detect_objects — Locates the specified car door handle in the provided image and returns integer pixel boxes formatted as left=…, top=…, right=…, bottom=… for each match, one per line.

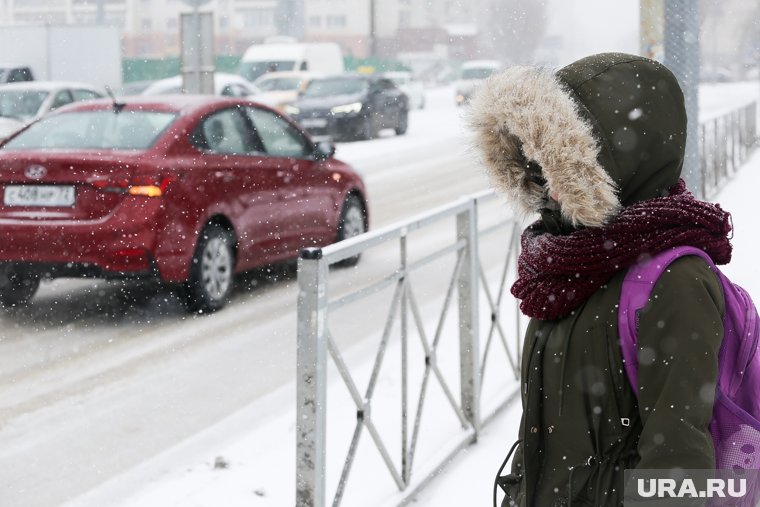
left=276, top=170, right=293, bottom=184
left=214, top=171, right=234, bottom=183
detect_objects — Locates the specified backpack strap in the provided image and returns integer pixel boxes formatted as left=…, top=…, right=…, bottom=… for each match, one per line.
left=618, top=246, right=718, bottom=394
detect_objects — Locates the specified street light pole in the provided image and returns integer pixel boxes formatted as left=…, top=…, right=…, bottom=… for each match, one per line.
left=369, top=0, right=376, bottom=58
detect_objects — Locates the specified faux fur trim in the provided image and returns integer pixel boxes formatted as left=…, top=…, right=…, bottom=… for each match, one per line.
left=467, top=66, right=620, bottom=227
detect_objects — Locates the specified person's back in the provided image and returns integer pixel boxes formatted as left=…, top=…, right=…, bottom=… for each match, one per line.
left=469, top=53, right=733, bottom=506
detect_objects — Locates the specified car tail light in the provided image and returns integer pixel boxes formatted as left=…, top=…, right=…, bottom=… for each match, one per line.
left=91, top=174, right=174, bottom=197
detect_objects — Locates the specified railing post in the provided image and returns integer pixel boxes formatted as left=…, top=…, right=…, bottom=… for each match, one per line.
left=457, top=199, right=481, bottom=433
left=296, top=247, right=328, bottom=507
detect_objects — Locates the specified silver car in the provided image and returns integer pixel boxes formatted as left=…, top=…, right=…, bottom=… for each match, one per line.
left=0, top=81, right=103, bottom=140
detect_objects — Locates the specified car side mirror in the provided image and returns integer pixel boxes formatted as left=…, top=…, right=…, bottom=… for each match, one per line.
left=314, top=140, right=335, bottom=161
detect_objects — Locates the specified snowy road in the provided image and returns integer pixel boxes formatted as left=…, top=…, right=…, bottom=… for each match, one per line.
left=0, top=82, right=757, bottom=507
left=0, top=87, right=491, bottom=507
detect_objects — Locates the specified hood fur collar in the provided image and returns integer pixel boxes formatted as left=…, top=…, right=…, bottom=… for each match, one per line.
left=467, top=66, right=620, bottom=227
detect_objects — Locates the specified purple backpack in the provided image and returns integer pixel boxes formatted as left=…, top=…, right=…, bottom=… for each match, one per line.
left=619, top=246, right=760, bottom=476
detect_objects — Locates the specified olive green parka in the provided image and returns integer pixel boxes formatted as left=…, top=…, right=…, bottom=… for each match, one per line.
left=469, top=54, right=724, bottom=506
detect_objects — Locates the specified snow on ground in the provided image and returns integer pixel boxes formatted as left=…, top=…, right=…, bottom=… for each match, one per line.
left=65, top=82, right=760, bottom=507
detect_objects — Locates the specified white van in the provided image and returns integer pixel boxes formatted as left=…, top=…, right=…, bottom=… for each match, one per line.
left=455, top=60, right=501, bottom=106
left=238, top=41, right=344, bottom=83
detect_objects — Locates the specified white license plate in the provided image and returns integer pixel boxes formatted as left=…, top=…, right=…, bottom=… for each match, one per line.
left=301, top=118, right=328, bottom=128
left=4, top=185, right=76, bottom=207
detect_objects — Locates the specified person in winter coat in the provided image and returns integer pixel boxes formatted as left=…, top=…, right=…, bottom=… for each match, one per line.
left=468, top=53, right=733, bottom=506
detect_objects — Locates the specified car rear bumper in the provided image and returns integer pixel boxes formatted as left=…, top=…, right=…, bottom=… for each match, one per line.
left=295, top=113, right=365, bottom=140
left=0, top=199, right=166, bottom=279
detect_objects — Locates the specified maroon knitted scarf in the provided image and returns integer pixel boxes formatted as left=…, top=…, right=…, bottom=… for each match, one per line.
left=512, top=180, right=733, bottom=321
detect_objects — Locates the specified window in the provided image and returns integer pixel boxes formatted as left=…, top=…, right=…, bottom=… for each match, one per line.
left=221, top=83, right=252, bottom=97
left=0, top=90, right=47, bottom=120
left=8, top=67, right=33, bottom=83
left=246, top=107, right=310, bottom=159
left=309, top=16, right=321, bottom=28
left=141, top=18, right=152, bottom=31
left=240, top=8, right=275, bottom=29
left=167, top=18, right=178, bottom=32
left=193, top=108, right=253, bottom=155
left=72, top=89, right=101, bottom=101
left=50, top=91, right=74, bottom=110
left=2, top=110, right=176, bottom=151
left=326, top=15, right=346, bottom=28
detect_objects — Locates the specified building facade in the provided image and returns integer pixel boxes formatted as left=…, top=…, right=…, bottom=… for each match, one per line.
left=0, top=0, right=480, bottom=59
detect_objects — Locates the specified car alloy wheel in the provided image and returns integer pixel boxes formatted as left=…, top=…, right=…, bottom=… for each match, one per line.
left=335, top=194, right=366, bottom=267
left=201, top=237, right=232, bottom=300
left=186, top=224, right=235, bottom=313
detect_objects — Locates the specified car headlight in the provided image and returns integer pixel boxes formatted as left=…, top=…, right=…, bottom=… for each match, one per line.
left=284, top=104, right=300, bottom=115
left=330, top=102, right=362, bottom=114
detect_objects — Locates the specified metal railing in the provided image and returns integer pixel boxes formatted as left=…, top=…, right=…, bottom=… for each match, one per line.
left=700, top=101, right=757, bottom=198
left=295, top=191, right=523, bottom=507
left=295, top=100, right=759, bottom=507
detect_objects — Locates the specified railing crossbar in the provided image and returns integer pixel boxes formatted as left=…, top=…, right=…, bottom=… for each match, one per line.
left=406, top=279, right=471, bottom=424
left=478, top=264, right=518, bottom=375
left=364, top=281, right=404, bottom=400
left=327, top=332, right=366, bottom=411
left=405, top=239, right=466, bottom=274
left=328, top=270, right=403, bottom=313
left=321, top=199, right=474, bottom=265
left=332, top=419, right=364, bottom=507
left=326, top=330, right=406, bottom=492
left=364, top=411, right=406, bottom=490
left=327, top=240, right=466, bottom=313
left=405, top=277, right=471, bottom=476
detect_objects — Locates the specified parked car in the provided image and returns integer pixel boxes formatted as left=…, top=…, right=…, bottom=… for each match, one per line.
left=0, top=95, right=369, bottom=312
left=455, top=60, right=501, bottom=106
left=284, top=74, right=408, bottom=141
left=118, top=80, right=155, bottom=96
left=141, top=73, right=256, bottom=97
left=0, top=64, right=34, bottom=84
left=249, top=71, right=320, bottom=112
left=0, top=81, right=104, bottom=140
left=238, top=39, right=344, bottom=83
left=383, top=71, right=425, bottom=109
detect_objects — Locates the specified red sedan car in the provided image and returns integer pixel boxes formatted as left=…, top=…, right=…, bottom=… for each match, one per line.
left=0, top=95, right=368, bottom=312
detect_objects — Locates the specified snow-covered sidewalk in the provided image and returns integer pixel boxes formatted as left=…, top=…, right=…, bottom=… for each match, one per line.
left=65, top=86, right=760, bottom=507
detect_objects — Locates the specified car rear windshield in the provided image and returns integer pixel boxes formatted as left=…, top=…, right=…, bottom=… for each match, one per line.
left=302, top=78, right=368, bottom=98
left=0, top=90, right=48, bottom=121
left=462, top=68, right=497, bottom=80
left=239, top=61, right=296, bottom=82
left=254, top=77, right=303, bottom=92
left=2, top=110, right=177, bottom=151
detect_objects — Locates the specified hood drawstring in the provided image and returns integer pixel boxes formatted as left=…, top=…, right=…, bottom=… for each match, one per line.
left=493, top=439, right=523, bottom=507
left=558, top=301, right=587, bottom=417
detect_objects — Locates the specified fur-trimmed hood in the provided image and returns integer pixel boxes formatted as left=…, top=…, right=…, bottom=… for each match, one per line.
left=468, top=53, right=687, bottom=228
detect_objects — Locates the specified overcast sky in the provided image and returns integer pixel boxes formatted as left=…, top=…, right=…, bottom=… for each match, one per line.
left=546, top=0, right=640, bottom=66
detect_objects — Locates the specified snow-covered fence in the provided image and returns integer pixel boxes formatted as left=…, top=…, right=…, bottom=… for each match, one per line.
left=295, top=191, right=522, bottom=507
left=700, top=101, right=757, bottom=198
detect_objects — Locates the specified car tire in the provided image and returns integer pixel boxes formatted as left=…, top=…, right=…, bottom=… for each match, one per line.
left=0, top=265, right=40, bottom=307
left=358, top=116, right=376, bottom=141
left=185, top=224, right=235, bottom=313
left=335, top=194, right=366, bottom=267
left=395, top=109, right=408, bottom=136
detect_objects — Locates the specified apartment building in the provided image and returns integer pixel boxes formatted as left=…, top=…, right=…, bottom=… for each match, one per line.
left=0, top=0, right=479, bottom=59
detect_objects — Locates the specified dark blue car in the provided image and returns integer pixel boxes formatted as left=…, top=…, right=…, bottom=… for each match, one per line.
left=284, top=74, right=408, bottom=142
